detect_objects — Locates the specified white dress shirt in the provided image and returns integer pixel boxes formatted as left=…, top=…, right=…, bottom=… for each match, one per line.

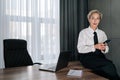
left=77, top=26, right=109, bottom=54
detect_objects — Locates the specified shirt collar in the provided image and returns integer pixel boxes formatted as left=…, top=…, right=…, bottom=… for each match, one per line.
left=88, top=26, right=99, bottom=33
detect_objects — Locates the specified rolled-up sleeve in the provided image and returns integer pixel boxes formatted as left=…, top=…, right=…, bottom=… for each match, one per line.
left=77, top=31, right=95, bottom=53
left=101, top=32, right=109, bottom=54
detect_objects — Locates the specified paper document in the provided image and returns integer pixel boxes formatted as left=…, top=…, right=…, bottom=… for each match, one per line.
left=67, top=69, right=83, bottom=77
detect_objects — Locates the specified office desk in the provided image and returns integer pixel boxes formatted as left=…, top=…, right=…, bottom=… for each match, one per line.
left=0, top=61, right=108, bottom=80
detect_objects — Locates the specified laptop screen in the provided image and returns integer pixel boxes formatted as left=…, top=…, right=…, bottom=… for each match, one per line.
left=39, top=51, right=71, bottom=72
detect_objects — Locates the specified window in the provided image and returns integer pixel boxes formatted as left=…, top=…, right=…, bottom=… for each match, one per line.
left=0, top=0, right=60, bottom=68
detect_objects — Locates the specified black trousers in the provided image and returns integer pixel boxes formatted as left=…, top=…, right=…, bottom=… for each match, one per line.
left=79, top=52, right=120, bottom=80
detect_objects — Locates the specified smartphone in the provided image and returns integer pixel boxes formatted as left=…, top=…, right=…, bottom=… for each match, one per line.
left=103, top=39, right=111, bottom=44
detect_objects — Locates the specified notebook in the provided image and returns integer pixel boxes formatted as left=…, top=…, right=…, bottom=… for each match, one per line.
left=39, top=51, right=71, bottom=72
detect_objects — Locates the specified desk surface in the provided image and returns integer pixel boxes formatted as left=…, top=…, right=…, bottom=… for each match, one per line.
left=0, top=61, right=108, bottom=80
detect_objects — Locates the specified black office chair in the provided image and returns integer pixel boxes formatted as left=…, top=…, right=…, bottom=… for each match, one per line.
left=3, top=39, right=34, bottom=68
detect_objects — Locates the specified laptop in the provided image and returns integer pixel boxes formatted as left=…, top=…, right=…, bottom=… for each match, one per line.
left=39, top=51, right=71, bottom=72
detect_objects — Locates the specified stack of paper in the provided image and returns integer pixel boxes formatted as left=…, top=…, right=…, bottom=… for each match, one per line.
left=67, top=69, right=83, bottom=77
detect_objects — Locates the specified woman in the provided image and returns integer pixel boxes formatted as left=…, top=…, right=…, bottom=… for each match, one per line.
left=77, top=10, right=120, bottom=80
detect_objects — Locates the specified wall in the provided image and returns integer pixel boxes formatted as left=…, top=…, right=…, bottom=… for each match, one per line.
left=88, top=0, right=120, bottom=75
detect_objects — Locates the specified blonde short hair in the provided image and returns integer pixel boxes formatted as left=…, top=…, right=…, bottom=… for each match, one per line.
left=87, top=10, right=103, bottom=20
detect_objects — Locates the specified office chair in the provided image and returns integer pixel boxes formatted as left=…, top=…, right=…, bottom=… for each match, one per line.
left=3, top=39, right=34, bottom=68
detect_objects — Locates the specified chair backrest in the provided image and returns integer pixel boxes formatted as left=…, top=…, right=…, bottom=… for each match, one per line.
left=3, top=39, right=33, bottom=68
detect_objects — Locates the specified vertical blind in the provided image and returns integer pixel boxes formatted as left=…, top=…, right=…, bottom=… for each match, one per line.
left=0, top=0, right=60, bottom=68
